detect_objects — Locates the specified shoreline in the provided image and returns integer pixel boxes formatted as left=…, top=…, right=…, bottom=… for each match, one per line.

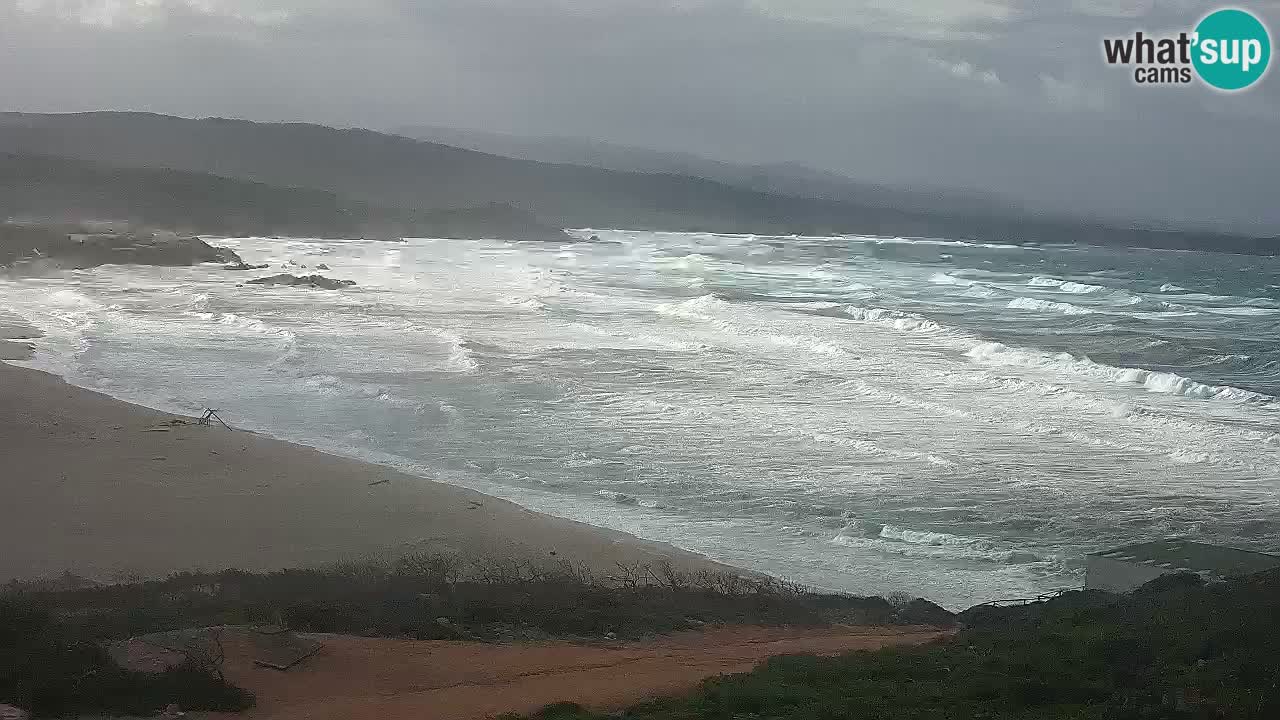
left=0, top=361, right=733, bottom=585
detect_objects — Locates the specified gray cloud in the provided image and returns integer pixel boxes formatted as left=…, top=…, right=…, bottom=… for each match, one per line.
left=2, top=0, right=1278, bottom=230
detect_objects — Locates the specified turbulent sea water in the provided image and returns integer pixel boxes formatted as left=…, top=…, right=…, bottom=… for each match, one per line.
left=4, top=230, right=1280, bottom=608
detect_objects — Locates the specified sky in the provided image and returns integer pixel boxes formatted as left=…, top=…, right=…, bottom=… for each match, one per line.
left=2, top=0, right=1278, bottom=231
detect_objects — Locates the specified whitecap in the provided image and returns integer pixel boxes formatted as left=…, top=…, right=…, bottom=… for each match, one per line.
left=1007, top=297, right=1093, bottom=315
left=965, top=341, right=1273, bottom=403
left=929, top=272, right=971, bottom=286
left=595, top=490, right=640, bottom=505
left=1028, top=277, right=1103, bottom=294
left=654, top=294, right=729, bottom=321
left=842, top=305, right=944, bottom=333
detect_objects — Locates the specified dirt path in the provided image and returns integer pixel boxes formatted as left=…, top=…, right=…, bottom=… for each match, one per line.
left=205, top=625, right=946, bottom=720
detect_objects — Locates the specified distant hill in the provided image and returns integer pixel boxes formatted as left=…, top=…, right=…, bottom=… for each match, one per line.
left=395, top=125, right=1014, bottom=216
left=0, top=153, right=568, bottom=241
left=0, top=112, right=1276, bottom=253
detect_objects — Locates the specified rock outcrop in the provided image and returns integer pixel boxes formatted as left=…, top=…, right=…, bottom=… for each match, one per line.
left=1, top=223, right=242, bottom=269
left=246, top=274, right=357, bottom=290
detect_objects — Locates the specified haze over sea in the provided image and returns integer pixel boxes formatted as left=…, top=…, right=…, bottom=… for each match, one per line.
left=4, top=230, right=1279, bottom=608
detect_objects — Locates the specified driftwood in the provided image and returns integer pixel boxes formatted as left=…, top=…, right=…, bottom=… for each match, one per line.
left=198, top=409, right=233, bottom=430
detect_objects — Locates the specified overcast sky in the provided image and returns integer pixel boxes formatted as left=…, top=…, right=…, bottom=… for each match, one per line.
left=2, top=0, right=1278, bottom=230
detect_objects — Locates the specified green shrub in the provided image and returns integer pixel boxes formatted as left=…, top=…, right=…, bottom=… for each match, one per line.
left=508, top=569, right=1280, bottom=719
left=0, top=598, right=253, bottom=718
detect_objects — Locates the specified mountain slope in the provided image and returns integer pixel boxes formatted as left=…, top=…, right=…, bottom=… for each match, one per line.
left=0, top=111, right=900, bottom=233
left=0, top=112, right=1276, bottom=253
left=0, top=152, right=568, bottom=241
left=395, top=124, right=1013, bottom=215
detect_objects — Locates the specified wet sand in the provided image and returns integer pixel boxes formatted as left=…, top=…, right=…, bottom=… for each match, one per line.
left=0, top=312, right=36, bottom=360
left=0, top=362, right=727, bottom=584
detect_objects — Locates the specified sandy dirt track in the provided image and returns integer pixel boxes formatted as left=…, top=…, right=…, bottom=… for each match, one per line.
left=204, top=625, right=946, bottom=720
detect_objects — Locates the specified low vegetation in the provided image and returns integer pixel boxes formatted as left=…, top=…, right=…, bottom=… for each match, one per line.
left=0, top=599, right=252, bottom=718
left=1, top=554, right=944, bottom=717
left=5, top=555, right=938, bottom=645
left=0, top=153, right=570, bottom=242
left=506, top=570, right=1280, bottom=719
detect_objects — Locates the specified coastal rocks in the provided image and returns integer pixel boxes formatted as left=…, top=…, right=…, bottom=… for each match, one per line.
left=224, top=261, right=270, bottom=271
left=0, top=704, right=30, bottom=720
left=1, top=224, right=243, bottom=269
left=246, top=273, right=357, bottom=290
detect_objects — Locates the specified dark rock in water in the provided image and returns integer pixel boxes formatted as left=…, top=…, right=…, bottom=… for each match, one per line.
left=224, top=261, right=270, bottom=271
left=246, top=273, right=357, bottom=290
left=316, top=263, right=330, bottom=270
left=589, top=235, right=601, bottom=243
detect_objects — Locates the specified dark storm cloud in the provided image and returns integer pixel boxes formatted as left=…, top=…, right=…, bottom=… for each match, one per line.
left=2, top=0, right=1278, bottom=229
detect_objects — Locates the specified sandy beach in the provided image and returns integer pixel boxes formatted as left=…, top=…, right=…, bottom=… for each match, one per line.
left=0, top=361, right=725, bottom=585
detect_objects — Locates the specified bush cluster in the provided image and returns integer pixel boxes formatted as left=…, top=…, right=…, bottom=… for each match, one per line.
left=505, top=570, right=1280, bottom=719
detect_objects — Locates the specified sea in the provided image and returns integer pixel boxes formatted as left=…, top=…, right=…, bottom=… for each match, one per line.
left=3, top=229, right=1278, bottom=609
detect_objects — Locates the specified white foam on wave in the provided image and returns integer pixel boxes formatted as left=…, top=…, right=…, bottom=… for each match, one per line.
left=499, top=295, right=548, bottom=311
left=1028, top=276, right=1103, bottom=294
left=857, top=236, right=1026, bottom=251
left=784, top=301, right=844, bottom=311
left=831, top=522, right=1046, bottom=565
left=962, top=285, right=997, bottom=299
left=296, top=372, right=429, bottom=412
left=595, top=489, right=640, bottom=505
left=654, top=293, right=730, bottom=321
left=656, top=253, right=714, bottom=272
left=1159, top=283, right=1186, bottom=292
left=1007, top=297, right=1093, bottom=315
left=808, top=432, right=954, bottom=466
left=929, top=272, right=971, bottom=286
left=966, top=341, right=1273, bottom=403
left=1060, top=282, right=1102, bottom=294
left=841, top=305, right=944, bottom=333
left=433, top=329, right=479, bottom=372
left=1200, top=306, right=1280, bottom=317
left=195, top=312, right=295, bottom=339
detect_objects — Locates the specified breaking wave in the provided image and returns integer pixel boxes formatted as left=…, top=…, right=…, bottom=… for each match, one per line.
left=1007, top=297, right=1093, bottom=315
left=433, top=329, right=479, bottom=372
left=841, top=305, right=944, bottom=333
left=655, top=293, right=731, bottom=321
left=966, top=341, right=1273, bottom=402
left=832, top=521, right=1049, bottom=565
left=929, top=272, right=971, bottom=286
left=1028, top=277, right=1103, bottom=294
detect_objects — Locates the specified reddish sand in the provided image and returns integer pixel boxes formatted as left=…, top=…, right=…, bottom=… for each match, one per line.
left=205, top=626, right=946, bottom=720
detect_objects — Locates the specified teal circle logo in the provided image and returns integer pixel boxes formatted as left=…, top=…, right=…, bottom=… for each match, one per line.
left=1192, top=8, right=1271, bottom=91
